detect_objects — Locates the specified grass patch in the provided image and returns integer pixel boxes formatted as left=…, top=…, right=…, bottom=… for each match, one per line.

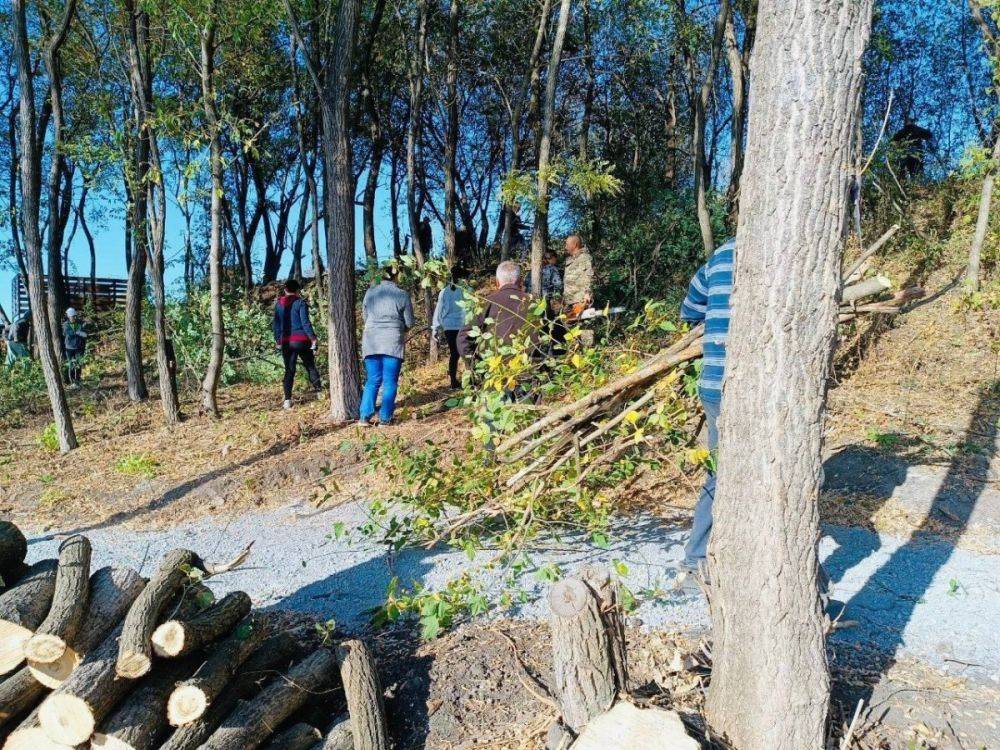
left=114, top=453, right=160, bottom=479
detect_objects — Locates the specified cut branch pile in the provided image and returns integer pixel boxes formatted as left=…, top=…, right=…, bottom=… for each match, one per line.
left=496, top=272, right=925, bottom=478
left=0, top=522, right=391, bottom=750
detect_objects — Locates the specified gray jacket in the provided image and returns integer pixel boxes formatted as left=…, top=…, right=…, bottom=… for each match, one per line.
left=432, top=284, right=468, bottom=332
left=361, top=281, right=415, bottom=359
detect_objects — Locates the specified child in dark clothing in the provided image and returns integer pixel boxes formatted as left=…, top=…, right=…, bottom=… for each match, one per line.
left=273, top=279, right=322, bottom=409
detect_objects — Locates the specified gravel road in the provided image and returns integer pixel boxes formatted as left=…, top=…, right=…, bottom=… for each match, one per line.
left=25, top=493, right=1000, bottom=686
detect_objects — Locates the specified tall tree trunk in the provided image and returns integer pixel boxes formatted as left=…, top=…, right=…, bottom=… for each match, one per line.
left=578, top=0, right=594, bottom=161
left=7, top=103, right=30, bottom=285
left=363, top=139, right=384, bottom=267
left=360, top=0, right=387, bottom=268
left=43, top=2, right=77, bottom=357
left=723, top=2, right=755, bottom=227
left=76, top=183, right=97, bottom=303
left=124, top=113, right=150, bottom=402
left=200, top=5, right=225, bottom=416
left=389, top=147, right=402, bottom=258
left=442, top=0, right=460, bottom=268
left=500, top=0, right=552, bottom=260
left=692, top=0, right=730, bottom=258
left=529, top=0, right=572, bottom=295
left=12, top=0, right=78, bottom=452
left=705, top=2, right=873, bottom=747
left=966, top=134, right=1000, bottom=290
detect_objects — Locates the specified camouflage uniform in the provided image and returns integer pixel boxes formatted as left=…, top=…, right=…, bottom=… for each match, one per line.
left=563, top=247, right=594, bottom=306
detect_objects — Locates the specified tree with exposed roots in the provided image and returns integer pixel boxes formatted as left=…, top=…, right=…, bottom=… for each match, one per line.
left=705, top=1, right=874, bottom=747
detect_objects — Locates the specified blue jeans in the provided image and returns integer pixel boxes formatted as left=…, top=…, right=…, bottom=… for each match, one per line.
left=360, top=355, right=403, bottom=423
left=683, top=398, right=719, bottom=568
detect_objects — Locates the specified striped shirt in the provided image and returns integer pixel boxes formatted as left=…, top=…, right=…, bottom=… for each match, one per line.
left=679, top=239, right=735, bottom=405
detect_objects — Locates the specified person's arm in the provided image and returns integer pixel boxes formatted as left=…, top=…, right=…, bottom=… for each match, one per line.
left=298, top=300, right=318, bottom=345
left=403, top=293, right=416, bottom=330
left=272, top=303, right=282, bottom=346
left=582, top=255, right=594, bottom=305
left=679, top=263, right=710, bottom=323
left=432, top=289, right=444, bottom=333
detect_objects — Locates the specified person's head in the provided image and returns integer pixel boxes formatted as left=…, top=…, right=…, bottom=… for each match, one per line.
left=383, top=263, right=400, bottom=283
left=544, top=250, right=558, bottom=267
left=495, top=261, right=521, bottom=288
left=65, top=307, right=78, bottom=321
left=451, top=265, right=469, bottom=283
left=284, top=278, right=301, bottom=295
left=564, top=234, right=583, bottom=255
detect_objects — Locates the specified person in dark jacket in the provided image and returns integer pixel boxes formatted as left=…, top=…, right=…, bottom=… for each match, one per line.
left=458, top=261, right=539, bottom=364
left=63, top=308, right=88, bottom=387
left=273, top=278, right=322, bottom=409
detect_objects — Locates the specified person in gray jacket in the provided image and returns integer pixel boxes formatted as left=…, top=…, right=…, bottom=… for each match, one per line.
left=62, top=308, right=88, bottom=387
left=431, top=267, right=470, bottom=389
left=359, top=265, right=415, bottom=425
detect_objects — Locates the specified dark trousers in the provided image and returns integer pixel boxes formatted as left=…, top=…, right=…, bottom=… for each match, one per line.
left=281, top=342, right=322, bottom=399
left=66, top=348, right=83, bottom=385
left=444, top=330, right=460, bottom=386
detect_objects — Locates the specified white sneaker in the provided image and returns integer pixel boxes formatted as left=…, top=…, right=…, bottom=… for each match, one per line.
left=282, top=399, right=292, bottom=410
left=356, top=419, right=372, bottom=427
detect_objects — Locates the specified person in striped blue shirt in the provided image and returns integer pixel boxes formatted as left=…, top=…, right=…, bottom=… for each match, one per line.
left=677, top=237, right=735, bottom=584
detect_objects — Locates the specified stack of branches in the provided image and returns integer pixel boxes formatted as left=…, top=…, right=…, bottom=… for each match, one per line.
left=495, top=259, right=924, bottom=481
left=0, top=521, right=391, bottom=750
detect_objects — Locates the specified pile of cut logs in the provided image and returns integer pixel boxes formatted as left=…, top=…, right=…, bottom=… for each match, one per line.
left=0, top=521, right=390, bottom=750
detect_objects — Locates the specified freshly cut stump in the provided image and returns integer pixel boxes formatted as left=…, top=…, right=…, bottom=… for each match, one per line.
left=337, top=639, right=390, bottom=750
left=116, top=548, right=202, bottom=679
left=3, top=725, right=72, bottom=750
left=261, top=722, right=322, bottom=750
left=0, top=521, right=28, bottom=583
left=0, top=558, right=58, bottom=673
left=152, top=590, right=251, bottom=658
left=548, top=577, right=616, bottom=733
left=91, top=658, right=198, bottom=750
left=580, top=566, right=628, bottom=693
left=167, top=614, right=270, bottom=726
left=200, top=647, right=339, bottom=750
left=318, top=714, right=353, bottom=750
left=24, top=535, right=92, bottom=664
left=28, top=565, right=145, bottom=689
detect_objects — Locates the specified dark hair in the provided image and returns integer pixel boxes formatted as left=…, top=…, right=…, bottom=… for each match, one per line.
left=284, top=278, right=301, bottom=294
left=383, top=264, right=400, bottom=281
left=451, top=265, right=469, bottom=281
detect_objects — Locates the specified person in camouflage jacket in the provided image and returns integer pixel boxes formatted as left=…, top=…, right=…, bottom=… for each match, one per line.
left=562, top=235, right=593, bottom=316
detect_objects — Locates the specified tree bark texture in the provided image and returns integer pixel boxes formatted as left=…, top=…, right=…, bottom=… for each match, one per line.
left=117, top=549, right=203, bottom=679
left=548, top=577, right=615, bottom=733
left=442, top=0, right=460, bottom=268
left=11, top=0, right=78, bottom=452
left=0, top=521, right=27, bottom=583
left=705, top=2, right=873, bottom=747
left=966, top=134, right=1000, bottom=290
left=152, top=591, right=250, bottom=658
left=200, top=647, right=339, bottom=750
left=24, top=535, right=91, bottom=665
left=261, top=722, right=322, bottom=750
left=337, top=639, right=389, bottom=750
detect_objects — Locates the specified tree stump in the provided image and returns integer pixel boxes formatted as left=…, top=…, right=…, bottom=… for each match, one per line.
left=317, top=714, right=352, bottom=750
left=580, top=566, right=628, bottom=693
left=200, top=647, right=339, bottom=750
left=0, top=521, right=28, bottom=584
left=548, top=577, right=616, bottom=733
left=116, top=548, right=203, bottom=679
left=261, top=722, right=322, bottom=750
left=152, top=590, right=251, bottom=658
left=337, top=639, right=390, bottom=750
left=0, top=558, right=58, bottom=673
left=167, top=614, right=270, bottom=726
left=24, top=535, right=92, bottom=664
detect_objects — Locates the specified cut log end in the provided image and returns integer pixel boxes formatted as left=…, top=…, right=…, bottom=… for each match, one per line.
left=167, top=684, right=208, bottom=726
left=0, top=619, right=34, bottom=673
left=27, top=645, right=82, bottom=687
left=151, top=621, right=186, bottom=657
left=116, top=650, right=153, bottom=679
left=548, top=578, right=591, bottom=619
left=38, top=692, right=96, bottom=746
left=4, top=726, right=67, bottom=750
left=23, top=632, right=69, bottom=664
left=91, top=732, right=140, bottom=750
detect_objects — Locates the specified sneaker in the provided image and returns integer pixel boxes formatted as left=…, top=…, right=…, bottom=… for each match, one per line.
left=282, top=399, right=292, bottom=410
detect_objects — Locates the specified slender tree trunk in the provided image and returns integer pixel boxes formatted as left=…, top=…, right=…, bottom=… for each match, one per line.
left=200, top=6, right=225, bottom=416
left=389, top=147, right=403, bottom=258
left=966, top=134, right=1000, bottom=290
left=578, top=0, right=594, bottom=161
left=442, top=0, right=460, bottom=268
left=7, top=104, right=30, bottom=285
left=363, top=140, right=384, bottom=267
left=723, top=2, right=755, bottom=227
left=500, top=0, right=552, bottom=260
left=12, top=0, right=77, bottom=452
left=529, top=0, right=572, bottom=295
left=43, top=3, right=77, bottom=357
left=360, top=0, right=387, bottom=268
left=124, top=113, right=150, bottom=402
left=706, top=2, right=873, bottom=746
left=692, top=0, right=730, bottom=258
left=76, top=183, right=97, bottom=303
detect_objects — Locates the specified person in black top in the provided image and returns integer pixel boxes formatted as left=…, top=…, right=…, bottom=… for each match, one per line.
left=62, top=308, right=88, bottom=387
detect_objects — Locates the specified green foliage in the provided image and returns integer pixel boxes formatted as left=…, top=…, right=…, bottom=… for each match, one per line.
left=168, top=291, right=285, bottom=389
left=37, top=423, right=60, bottom=453
left=0, top=358, right=48, bottom=428
left=371, top=575, right=489, bottom=640
left=114, top=453, right=160, bottom=479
